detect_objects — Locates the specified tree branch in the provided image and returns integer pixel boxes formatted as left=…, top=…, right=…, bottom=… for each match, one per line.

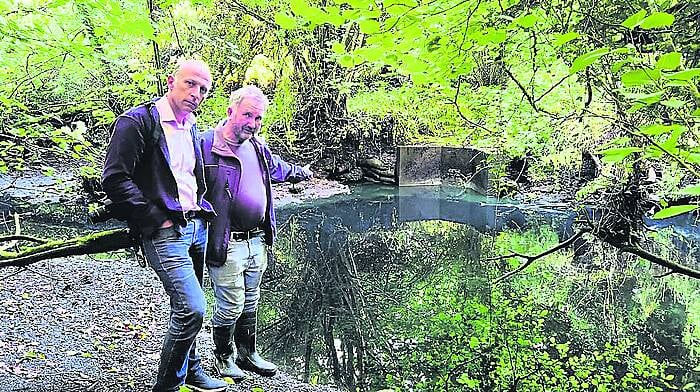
left=616, top=243, right=700, bottom=279
left=491, top=229, right=590, bottom=283
left=0, top=229, right=136, bottom=269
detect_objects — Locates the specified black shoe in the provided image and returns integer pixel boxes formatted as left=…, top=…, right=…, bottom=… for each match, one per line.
left=184, top=370, right=228, bottom=392
left=234, top=311, right=278, bottom=377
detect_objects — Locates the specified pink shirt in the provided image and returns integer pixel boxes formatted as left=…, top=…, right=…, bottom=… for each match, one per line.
left=155, top=97, right=199, bottom=213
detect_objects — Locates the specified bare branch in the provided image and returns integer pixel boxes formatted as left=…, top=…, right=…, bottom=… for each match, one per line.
left=492, top=229, right=590, bottom=283
left=617, top=244, right=700, bottom=280
left=0, top=235, right=47, bottom=244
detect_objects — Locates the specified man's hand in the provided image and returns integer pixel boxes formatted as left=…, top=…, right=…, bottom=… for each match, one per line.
left=160, top=219, right=174, bottom=228
left=302, top=164, right=313, bottom=179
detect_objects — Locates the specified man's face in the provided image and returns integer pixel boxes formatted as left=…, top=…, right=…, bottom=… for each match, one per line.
left=166, top=62, right=212, bottom=119
left=228, top=97, right=265, bottom=144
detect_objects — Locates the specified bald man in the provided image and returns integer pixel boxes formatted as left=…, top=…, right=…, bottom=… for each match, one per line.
left=102, top=60, right=228, bottom=392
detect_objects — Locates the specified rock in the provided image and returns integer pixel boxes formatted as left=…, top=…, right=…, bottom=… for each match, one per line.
left=358, top=158, right=386, bottom=170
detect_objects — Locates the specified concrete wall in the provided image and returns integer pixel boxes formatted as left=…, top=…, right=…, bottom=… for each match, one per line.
left=396, top=146, right=489, bottom=193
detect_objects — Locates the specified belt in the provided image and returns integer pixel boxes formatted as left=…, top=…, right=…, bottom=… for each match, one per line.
left=230, top=229, right=264, bottom=241
left=184, top=210, right=199, bottom=220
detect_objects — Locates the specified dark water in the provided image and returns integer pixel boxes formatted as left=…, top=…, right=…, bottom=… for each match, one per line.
left=262, top=184, right=700, bottom=391
left=2, top=176, right=699, bottom=391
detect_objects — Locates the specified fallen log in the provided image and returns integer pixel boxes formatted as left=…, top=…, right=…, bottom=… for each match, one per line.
left=0, top=228, right=136, bottom=269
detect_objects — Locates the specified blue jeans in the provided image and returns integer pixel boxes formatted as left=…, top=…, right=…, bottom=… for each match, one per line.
left=143, top=218, right=207, bottom=392
left=208, top=234, right=268, bottom=327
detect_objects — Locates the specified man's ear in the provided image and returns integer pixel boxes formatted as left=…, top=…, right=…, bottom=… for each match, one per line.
left=166, top=75, right=175, bottom=91
left=227, top=106, right=234, bottom=118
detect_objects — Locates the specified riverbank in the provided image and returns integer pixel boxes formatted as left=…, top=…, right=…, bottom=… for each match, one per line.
left=0, top=177, right=350, bottom=392
left=0, top=253, right=346, bottom=392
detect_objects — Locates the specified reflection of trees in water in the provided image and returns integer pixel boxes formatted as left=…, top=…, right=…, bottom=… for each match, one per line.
left=262, top=210, right=480, bottom=391
left=261, top=208, right=699, bottom=390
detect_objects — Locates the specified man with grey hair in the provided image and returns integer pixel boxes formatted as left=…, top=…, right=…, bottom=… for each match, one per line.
left=200, top=85, right=313, bottom=379
left=102, top=59, right=228, bottom=392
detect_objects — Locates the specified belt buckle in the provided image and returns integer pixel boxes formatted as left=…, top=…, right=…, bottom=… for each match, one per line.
left=230, top=229, right=260, bottom=241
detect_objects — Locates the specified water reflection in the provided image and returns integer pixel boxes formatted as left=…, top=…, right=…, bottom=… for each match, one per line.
left=260, top=185, right=700, bottom=391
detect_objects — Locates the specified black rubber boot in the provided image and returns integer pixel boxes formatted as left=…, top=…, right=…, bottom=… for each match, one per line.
left=212, top=325, right=247, bottom=380
left=234, top=311, right=277, bottom=376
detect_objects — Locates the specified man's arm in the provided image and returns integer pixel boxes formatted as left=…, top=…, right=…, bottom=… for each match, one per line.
left=264, top=146, right=313, bottom=184
left=101, top=116, right=169, bottom=235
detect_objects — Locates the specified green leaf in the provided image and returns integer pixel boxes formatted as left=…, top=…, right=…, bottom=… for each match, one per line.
left=337, top=54, right=354, bottom=67
left=639, top=12, right=674, bottom=29
left=515, top=13, right=538, bottom=28
left=411, top=72, right=430, bottom=85
left=692, top=108, right=700, bottom=117
left=638, top=124, right=684, bottom=136
left=330, top=42, right=345, bottom=54
left=354, top=46, right=384, bottom=62
left=677, top=184, right=700, bottom=196
left=653, top=205, right=699, bottom=219
left=325, top=6, right=346, bottom=27
left=626, top=91, right=664, bottom=105
left=660, top=98, right=686, bottom=109
left=484, top=28, right=507, bottom=44
left=659, top=127, right=685, bottom=152
left=290, top=0, right=327, bottom=25
left=570, top=48, right=609, bottom=74
left=621, top=69, right=660, bottom=87
left=664, top=68, right=700, bottom=81
left=358, top=19, right=381, bottom=34
left=685, top=152, right=700, bottom=164
left=469, top=336, right=479, bottom=348
left=655, top=52, right=681, bottom=70
left=599, top=147, right=642, bottom=163
left=401, top=57, right=428, bottom=73
left=275, top=12, right=298, bottom=29
left=621, top=10, right=647, bottom=29
left=553, top=31, right=580, bottom=46
left=611, top=57, right=635, bottom=73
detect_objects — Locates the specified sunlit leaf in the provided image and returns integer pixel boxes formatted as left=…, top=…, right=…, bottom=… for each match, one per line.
left=515, top=13, right=538, bottom=28
left=626, top=91, right=664, bottom=105
left=664, top=68, right=700, bottom=81
left=274, top=12, right=297, bottom=30
left=655, top=52, right=681, bottom=70
left=337, top=53, right=354, bottom=67
left=599, top=147, right=642, bottom=162
left=621, top=10, right=647, bottom=29
left=325, top=6, right=346, bottom=27
left=358, top=19, right=381, bottom=34
left=570, top=48, right=609, bottom=74
left=354, top=46, right=384, bottom=62
left=621, top=69, right=660, bottom=87
left=330, top=42, right=345, bottom=54
left=684, top=152, right=700, bottom=165
left=653, top=205, right=699, bottom=219
left=484, top=28, right=507, bottom=44
left=677, top=184, right=700, bottom=196
left=553, top=31, right=580, bottom=46
left=639, top=12, right=674, bottom=29
left=611, top=57, right=635, bottom=73
left=638, top=124, right=684, bottom=136
left=660, top=98, right=686, bottom=109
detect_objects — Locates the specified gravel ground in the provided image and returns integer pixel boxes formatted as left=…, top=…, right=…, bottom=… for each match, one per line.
left=0, top=253, right=344, bottom=392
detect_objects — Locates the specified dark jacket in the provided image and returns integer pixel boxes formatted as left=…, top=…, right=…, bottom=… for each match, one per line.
left=101, top=101, right=215, bottom=238
left=201, top=128, right=309, bottom=266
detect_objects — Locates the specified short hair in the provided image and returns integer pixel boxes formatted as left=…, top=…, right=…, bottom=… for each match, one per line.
left=230, top=85, right=269, bottom=111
